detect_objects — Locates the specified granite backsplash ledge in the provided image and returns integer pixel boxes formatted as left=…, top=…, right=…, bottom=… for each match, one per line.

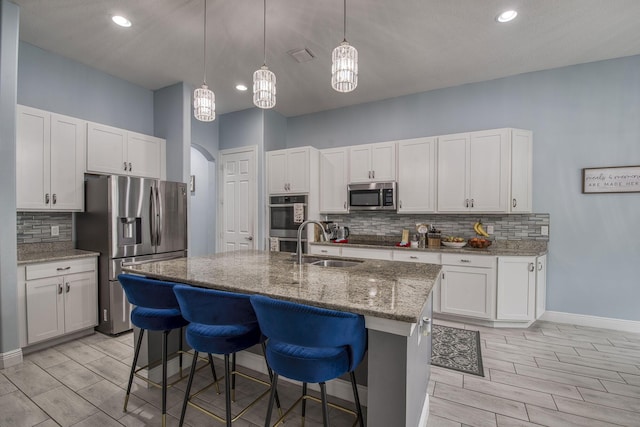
left=325, top=212, right=550, bottom=241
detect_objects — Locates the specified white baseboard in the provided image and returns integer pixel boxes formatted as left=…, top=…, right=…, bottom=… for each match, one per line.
left=0, top=348, right=23, bottom=369
left=229, top=350, right=369, bottom=407
left=540, top=311, right=640, bottom=333
left=418, top=394, right=430, bottom=427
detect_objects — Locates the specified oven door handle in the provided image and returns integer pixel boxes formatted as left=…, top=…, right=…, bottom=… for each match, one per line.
left=269, top=204, right=307, bottom=207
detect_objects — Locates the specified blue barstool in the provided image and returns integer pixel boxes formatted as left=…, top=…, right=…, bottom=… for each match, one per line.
left=250, top=295, right=367, bottom=427
left=118, top=274, right=219, bottom=427
left=173, top=285, right=281, bottom=427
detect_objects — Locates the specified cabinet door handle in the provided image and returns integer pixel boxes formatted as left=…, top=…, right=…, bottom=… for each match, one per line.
left=45, top=193, right=50, bottom=204
left=513, top=198, right=517, bottom=208
left=56, top=266, right=71, bottom=271
left=52, top=194, right=57, bottom=205
left=124, top=162, right=128, bottom=171
left=320, top=249, right=328, bottom=253
left=529, top=262, right=535, bottom=272
left=442, top=272, right=445, bottom=279
left=471, top=199, right=474, bottom=208
left=368, top=171, right=371, bottom=179
left=66, top=283, right=70, bottom=293
left=344, top=201, right=347, bottom=209
left=372, top=170, right=375, bottom=179
left=58, top=284, right=63, bottom=294
left=465, top=199, right=469, bottom=208
left=410, top=256, right=418, bottom=259
left=399, top=200, right=402, bottom=209
left=460, top=259, right=471, bottom=263
left=538, top=261, right=543, bottom=271
left=128, top=162, right=132, bottom=172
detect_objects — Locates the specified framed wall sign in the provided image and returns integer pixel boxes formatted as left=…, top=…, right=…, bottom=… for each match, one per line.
left=582, top=166, right=640, bottom=193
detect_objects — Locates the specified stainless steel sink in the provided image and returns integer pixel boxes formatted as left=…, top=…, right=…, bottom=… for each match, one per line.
left=311, top=259, right=363, bottom=268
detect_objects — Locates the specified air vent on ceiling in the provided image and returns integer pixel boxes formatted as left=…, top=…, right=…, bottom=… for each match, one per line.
left=288, top=48, right=316, bottom=63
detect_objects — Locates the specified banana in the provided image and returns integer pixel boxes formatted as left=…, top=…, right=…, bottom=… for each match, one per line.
left=474, top=221, right=490, bottom=237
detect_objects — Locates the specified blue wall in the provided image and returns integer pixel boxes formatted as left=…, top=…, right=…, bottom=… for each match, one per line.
left=0, top=0, right=19, bottom=354
left=17, top=42, right=154, bottom=134
left=286, top=55, right=640, bottom=321
left=154, top=82, right=191, bottom=183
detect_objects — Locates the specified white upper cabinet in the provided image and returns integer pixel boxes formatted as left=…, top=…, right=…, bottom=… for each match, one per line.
left=397, top=137, right=437, bottom=213
left=17, top=105, right=85, bottom=211
left=510, top=129, right=533, bottom=213
left=437, top=129, right=511, bottom=213
left=267, top=147, right=312, bottom=194
left=349, top=141, right=396, bottom=183
left=87, top=122, right=165, bottom=179
left=319, top=147, right=349, bottom=213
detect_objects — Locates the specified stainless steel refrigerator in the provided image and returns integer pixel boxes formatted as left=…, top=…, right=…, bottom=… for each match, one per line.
left=77, top=175, right=188, bottom=335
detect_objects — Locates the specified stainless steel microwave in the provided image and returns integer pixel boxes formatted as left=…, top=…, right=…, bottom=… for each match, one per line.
left=348, top=182, right=397, bottom=211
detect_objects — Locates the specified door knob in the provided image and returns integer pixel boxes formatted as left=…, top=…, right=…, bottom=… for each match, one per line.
left=245, top=236, right=253, bottom=241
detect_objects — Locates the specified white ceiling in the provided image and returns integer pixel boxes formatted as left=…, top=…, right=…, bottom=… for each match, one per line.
left=12, top=0, right=640, bottom=117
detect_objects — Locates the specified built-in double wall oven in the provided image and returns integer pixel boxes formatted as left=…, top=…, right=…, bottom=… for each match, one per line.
left=269, top=194, right=307, bottom=253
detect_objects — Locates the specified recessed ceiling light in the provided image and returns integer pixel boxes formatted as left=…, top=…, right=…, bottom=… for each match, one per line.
left=235, top=84, right=248, bottom=91
left=112, top=15, right=132, bottom=28
left=496, top=10, right=518, bottom=23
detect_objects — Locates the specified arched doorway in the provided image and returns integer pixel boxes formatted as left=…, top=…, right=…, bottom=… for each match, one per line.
left=189, top=145, right=216, bottom=256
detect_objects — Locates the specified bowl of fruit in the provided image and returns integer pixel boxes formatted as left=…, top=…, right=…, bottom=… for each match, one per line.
left=468, top=237, right=492, bottom=249
left=442, top=236, right=467, bottom=248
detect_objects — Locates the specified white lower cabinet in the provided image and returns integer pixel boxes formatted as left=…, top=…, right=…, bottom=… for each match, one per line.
left=496, top=256, right=536, bottom=321
left=341, top=247, right=393, bottom=260
left=20, top=258, right=98, bottom=346
left=535, top=254, right=547, bottom=319
left=440, top=259, right=496, bottom=319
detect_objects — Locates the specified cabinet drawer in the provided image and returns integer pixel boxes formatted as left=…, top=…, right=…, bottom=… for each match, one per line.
left=393, top=250, right=441, bottom=264
left=341, top=247, right=393, bottom=260
left=26, top=257, right=96, bottom=281
left=441, top=253, right=495, bottom=268
left=309, top=245, right=342, bottom=257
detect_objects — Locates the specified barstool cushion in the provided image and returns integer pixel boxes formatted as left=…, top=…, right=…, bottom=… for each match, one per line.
left=131, top=307, right=188, bottom=331
left=173, top=285, right=264, bottom=356
left=118, top=274, right=189, bottom=331
left=250, top=295, right=367, bottom=382
left=186, top=323, right=263, bottom=355
left=267, top=341, right=350, bottom=383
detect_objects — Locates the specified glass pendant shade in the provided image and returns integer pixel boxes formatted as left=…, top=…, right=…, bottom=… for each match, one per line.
left=253, top=65, right=276, bottom=109
left=193, top=84, right=215, bottom=122
left=331, top=41, right=358, bottom=92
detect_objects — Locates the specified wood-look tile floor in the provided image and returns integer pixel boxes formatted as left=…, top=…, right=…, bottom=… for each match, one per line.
left=428, top=319, right=640, bottom=427
left=1, top=319, right=639, bottom=426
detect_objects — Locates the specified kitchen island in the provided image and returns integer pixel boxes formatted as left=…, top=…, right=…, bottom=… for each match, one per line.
left=123, top=250, right=440, bottom=427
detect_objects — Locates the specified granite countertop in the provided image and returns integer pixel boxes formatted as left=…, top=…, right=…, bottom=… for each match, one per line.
left=312, top=237, right=548, bottom=256
left=17, top=242, right=99, bottom=265
left=122, top=250, right=440, bottom=324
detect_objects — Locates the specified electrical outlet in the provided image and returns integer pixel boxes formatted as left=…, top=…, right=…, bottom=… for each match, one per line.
left=486, top=225, right=494, bottom=234
left=51, top=225, right=59, bottom=236
left=541, top=225, right=549, bottom=236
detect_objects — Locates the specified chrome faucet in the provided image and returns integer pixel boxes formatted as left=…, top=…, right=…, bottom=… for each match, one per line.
left=296, top=220, right=330, bottom=264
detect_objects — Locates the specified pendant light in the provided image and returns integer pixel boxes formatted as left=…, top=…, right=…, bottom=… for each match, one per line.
left=332, top=0, right=358, bottom=92
left=253, top=0, right=276, bottom=109
left=194, top=0, right=215, bottom=122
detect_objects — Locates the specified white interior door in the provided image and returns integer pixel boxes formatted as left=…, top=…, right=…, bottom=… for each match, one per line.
left=219, top=147, right=257, bottom=252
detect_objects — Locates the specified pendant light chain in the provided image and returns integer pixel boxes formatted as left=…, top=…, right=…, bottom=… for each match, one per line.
left=194, top=0, right=215, bottom=121
left=203, top=0, right=207, bottom=85
left=253, top=0, right=276, bottom=109
left=332, top=0, right=358, bottom=93
left=343, top=0, right=347, bottom=42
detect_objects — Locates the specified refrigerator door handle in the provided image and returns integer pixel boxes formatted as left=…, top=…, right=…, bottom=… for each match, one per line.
left=149, top=185, right=156, bottom=247
left=156, top=184, right=163, bottom=246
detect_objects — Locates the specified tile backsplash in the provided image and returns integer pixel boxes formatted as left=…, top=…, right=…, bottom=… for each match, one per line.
left=17, top=212, right=72, bottom=243
left=325, top=212, right=550, bottom=241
